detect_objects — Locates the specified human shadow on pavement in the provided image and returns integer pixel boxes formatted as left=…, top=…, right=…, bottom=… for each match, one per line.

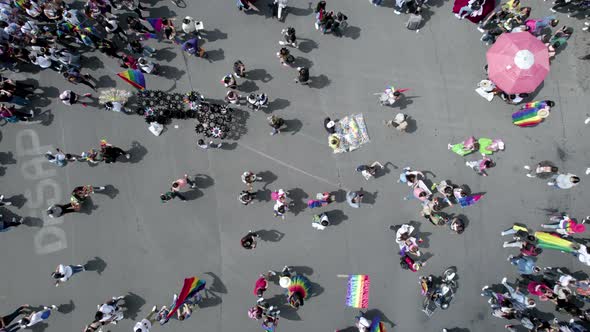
left=57, top=300, right=75, bottom=314
left=198, top=288, right=222, bottom=308
left=324, top=209, right=348, bottom=226
left=442, top=328, right=471, bottom=332
left=205, top=272, right=228, bottom=294
left=283, top=119, right=302, bottom=135
left=85, top=257, right=107, bottom=275
left=6, top=193, right=26, bottom=208
left=394, top=96, right=418, bottom=110
left=194, top=174, right=214, bottom=189
left=267, top=98, right=290, bottom=113
left=238, top=80, right=259, bottom=93
left=257, top=171, right=278, bottom=190
left=202, top=28, right=228, bottom=42
left=97, top=185, right=119, bottom=199
left=79, top=198, right=99, bottom=215
left=291, top=266, right=314, bottom=276
left=246, top=69, right=273, bottom=82
left=256, top=189, right=272, bottom=202
left=359, top=187, right=377, bottom=205
left=365, top=309, right=395, bottom=328
left=206, top=48, right=225, bottom=62
left=287, top=188, right=308, bottom=215
left=180, top=187, right=203, bottom=201
left=257, top=229, right=285, bottom=242
left=293, top=56, right=313, bottom=69
left=404, top=116, right=418, bottom=133
left=37, top=109, right=54, bottom=126
left=333, top=189, right=347, bottom=203
left=126, top=141, right=148, bottom=164
left=123, top=292, right=146, bottom=320
left=84, top=56, right=104, bottom=70
left=309, top=74, right=331, bottom=89
left=408, top=220, right=431, bottom=249
left=0, top=151, right=16, bottom=165
left=158, top=65, right=186, bottom=80
left=154, top=47, right=177, bottom=62
left=219, top=142, right=237, bottom=150
left=342, top=26, right=361, bottom=40
left=297, top=38, right=318, bottom=53
left=289, top=2, right=313, bottom=16
left=30, top=322, right=48, bottom=332
left=97, top=75, right=118, bottom=88
left=309, top=280, right=324, bottom=297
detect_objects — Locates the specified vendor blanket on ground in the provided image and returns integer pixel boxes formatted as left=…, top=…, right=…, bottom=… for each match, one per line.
left=329, top=114, right=370, bottom=154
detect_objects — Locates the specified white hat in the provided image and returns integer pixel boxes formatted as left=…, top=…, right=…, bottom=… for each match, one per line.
left=327, top=120, right=335, bottom=128
left=279, top=276, right=291, bottom=288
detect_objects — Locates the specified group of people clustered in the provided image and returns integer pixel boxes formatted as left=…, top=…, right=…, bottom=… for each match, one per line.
left=0, top=0, right=589, bottom=331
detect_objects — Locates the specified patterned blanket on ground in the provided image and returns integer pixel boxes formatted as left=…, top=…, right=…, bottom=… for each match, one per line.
left=332, top=114, right=370, bottom=154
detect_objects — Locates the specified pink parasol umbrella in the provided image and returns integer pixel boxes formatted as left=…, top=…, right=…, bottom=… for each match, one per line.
left=486, top=32, right=550, bottom=94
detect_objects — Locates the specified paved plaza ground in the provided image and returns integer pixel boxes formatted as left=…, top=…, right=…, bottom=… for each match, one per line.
left=2, top=0, right=590, bottom=331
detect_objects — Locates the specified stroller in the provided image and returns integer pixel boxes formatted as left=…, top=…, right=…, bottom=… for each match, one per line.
left=247, top=93, right=269, bottom=111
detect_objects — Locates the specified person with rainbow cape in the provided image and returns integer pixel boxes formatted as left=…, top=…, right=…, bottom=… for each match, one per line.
left=447, top=136, right=505, bottom=157
left=512, top=100, right=555, bottom=127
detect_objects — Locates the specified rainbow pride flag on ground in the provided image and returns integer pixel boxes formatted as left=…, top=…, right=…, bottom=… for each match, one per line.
left=458, top=194, right=483, bottom=208
left=166, top=277, right=206, bottom=319
left=345, top=275, right=370, bottom=308
left=117, top=69, right=146, bottom=90
left=535, top=231, right=577, bottom=253
left=147, top=18, right=163, bottom=32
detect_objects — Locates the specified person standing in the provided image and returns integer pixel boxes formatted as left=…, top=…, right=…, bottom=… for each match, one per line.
left=59, top=90, right=93, bottom=107
left=63, top=68, right=96, bottom=91
left=100, top=140, right=130, bottom=163
left=172, top=174, right=197, bottom=193
left=548, top=173, right=580, bottom=189
left=52, top=263, right=86, bottom=287
left=507, top=255, right=541, bottom=277
left=133, top=306, right=159, bottom=332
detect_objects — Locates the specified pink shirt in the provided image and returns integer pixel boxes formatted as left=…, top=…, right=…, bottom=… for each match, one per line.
left=172, top=178, right=187, bottom=190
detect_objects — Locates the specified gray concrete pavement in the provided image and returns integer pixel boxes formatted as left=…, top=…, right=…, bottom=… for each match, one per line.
left=1, top=0, right=590, bottom=331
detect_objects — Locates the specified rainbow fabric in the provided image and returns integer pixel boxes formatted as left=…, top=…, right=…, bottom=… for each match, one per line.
left=512, top=107, right=544, bottom=127
left=117, top=69, right=146, bottom=90
left=522, top=100, right=547, bottom=109
left=143, top=32, right=159, bottom=40
left=534, top=231, right=576, bottom=253
left=288, top=275, right=312, bottom=300
left=458, top=194, right=483, bottom=208
left=369, top=316, right=386, bottom=332
left=147, top=18, right=163, bottom=32
left=345, top=275, right=370, bottom=308
left=166, top=277, right=206, bottom=319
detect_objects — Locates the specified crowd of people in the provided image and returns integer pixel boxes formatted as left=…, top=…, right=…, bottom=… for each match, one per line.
left=0, top=0, right=589, bottom=331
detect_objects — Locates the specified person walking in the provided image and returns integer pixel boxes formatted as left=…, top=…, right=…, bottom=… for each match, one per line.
left=548, top=173, right=580, bottom=189
left=59, top=90, right=93, bottom=107
left=52, top=263, right=86, bottom=287
left=0, top=215, right=24, bottom=232
left=241, top=231, right=260, bottom=249
left=268, top=115, right=285, bottom=135
left=523, top=161, right=558, bottom=178
left=507, top=255, right=541, bottom=277
left=356, top=161, right=384, bottom=180
left=63, top=68, right=97, bottom=90
left=17, top=305, right=59, bottom=329
left=133, top=306, right=159, bottom=332
left=279, top=27, right=298, bottom=48
left=466, top=157, right=494, bottom=176
left=1, top=305, right=31, bottom=330
left=100, top=140, right=130, bottom=163
left=197, top=139, right=223, bottom=149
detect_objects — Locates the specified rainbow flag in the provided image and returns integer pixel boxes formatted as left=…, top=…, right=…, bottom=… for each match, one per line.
left=369, top=316, right=386, bottom=332
left=166, top=277, right=206, bottom=319
left=288, top=275, right=312, bottom=300
left=147, top=18, right=163, bottom=32
left=345, top=275, right=370, bottom=308
left=535, top=231, right=577, bottom=253
left=458, top=194, right=483, bottom=208
left=117, top=69, right=146, bottom=90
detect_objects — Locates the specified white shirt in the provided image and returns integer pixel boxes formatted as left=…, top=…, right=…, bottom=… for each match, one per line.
left=24, top=309, right=51, bottom=326
left=577, top=245, right=590, bottom=266
left=33, top=55, right=52, bottom=69
left=559, top=275, right=574, bottom=286
left=57, top=264, right=73, bottom=282
left=134, top=319, right=152, bottom=332
left=182, top=18, right=196, bottom=33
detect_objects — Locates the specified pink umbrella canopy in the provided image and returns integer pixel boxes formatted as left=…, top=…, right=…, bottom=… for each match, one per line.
left=486, top=32, right=550, bottom=94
